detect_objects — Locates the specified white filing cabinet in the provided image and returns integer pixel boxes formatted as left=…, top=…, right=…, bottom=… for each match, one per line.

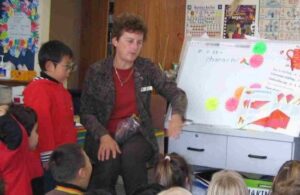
left=168, top=124, right=300, bottom=176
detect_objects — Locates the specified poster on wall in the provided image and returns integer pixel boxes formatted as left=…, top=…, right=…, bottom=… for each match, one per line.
left=0, top=0, right=39, bottom=70
left=185, top=1, right=223, bottom=38
left=185, top=0, right=259, bottom=39
left=259, top=0, right=300, bottom=40
left=223, top=4, right=256, bottom=39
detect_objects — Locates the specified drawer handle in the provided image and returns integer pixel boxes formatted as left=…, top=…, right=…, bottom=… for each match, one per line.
left=248, top=154, right=267, bottom=159
left=187, top=147, right=205, bottom=152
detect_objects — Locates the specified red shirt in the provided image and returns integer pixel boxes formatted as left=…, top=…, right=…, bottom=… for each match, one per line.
left=23, top=78, right=77, bottom=156
left=27, top=151, right=43, bottom=179
left=106, top=68, right=138, bottom=135
left=0, top=118, right=33, bottom=195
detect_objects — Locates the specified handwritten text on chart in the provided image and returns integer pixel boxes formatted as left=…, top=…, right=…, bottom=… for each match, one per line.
left=197, top=49, right=239, bottom=64
left=198, top=49, right=223, bottom=54
left=205, top=56, right=239, bottom=64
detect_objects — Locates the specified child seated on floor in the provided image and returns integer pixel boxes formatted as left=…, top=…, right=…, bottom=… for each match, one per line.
left=206, top=170, right=249, bottom=195
left=46, top=143, right=100, bottom=195
left=8, top=104, right=44, bottom=194
left=271, top=160, right=300, bottom=195
left=0, top=104, right=40, bottom=195
left=133, top=152, right=192, bottom=195
left=158, top=186, right=192, bottom=195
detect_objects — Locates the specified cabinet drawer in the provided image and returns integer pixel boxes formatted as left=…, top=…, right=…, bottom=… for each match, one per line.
left=168, top=132, right=227, bottom=168
left=227, top=137, right=292, bottom=176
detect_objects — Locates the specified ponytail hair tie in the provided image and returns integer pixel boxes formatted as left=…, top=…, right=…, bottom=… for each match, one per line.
left=165, top=155, right=171, bottom=161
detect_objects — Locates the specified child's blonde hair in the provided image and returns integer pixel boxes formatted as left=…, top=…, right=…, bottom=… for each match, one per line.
left=158, top=187, right=192, bottom=195
left=207, top=170, right=249, bottom=195
left=272, top=160, right=300, bottom=195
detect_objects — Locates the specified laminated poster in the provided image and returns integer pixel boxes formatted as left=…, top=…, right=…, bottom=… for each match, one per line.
left=0, top=0, right=39, bottom=70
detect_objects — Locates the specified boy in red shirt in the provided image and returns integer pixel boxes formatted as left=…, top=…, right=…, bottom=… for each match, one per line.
left=23, top=40, right=77, bottom=193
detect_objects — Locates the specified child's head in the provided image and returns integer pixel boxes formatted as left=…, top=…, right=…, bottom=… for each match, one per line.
left=272, top=160, right=300, bottom=195
left=207, top=170, right=248, bottom=195
left=112, top=12, right=147, bottom=41
left=38, top=40, right=74, bottom=83
left=0, top=105, right=23, bottom=150
left=8, top=104, right=38, bottom=150
left=49, top=143, right=92, bottom=189
left=158, top=187, right=192, bottom=195
left=155, top=153, right=191, bottom=189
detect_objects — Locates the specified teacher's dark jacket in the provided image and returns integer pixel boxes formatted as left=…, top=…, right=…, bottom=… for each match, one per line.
left=80, top=56, right=187, bottom=164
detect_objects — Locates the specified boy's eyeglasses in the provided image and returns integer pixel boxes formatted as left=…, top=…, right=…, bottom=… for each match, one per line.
left=63, top=62, right=77, bottom=72
left=53, top=62, right=77, bottom=72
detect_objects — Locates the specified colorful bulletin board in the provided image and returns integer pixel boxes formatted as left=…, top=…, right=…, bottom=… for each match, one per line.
left=186, top=0, right=300, bottom=41
left=177, top=38, right=300, bottom=136
left=259, top=0, right=300, bottom=40
left=0, top=0, right=39, bottom=70
left=185, top=0, right=259, bottom=38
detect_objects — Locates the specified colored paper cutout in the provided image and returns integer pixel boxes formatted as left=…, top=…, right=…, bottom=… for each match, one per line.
left=250, top=83, right=261, bottom=88
left=252, top=109, right=289, bottom=129
left=240, top=58, right=249, bottom=65
left=250, top=101, right=269, bottom=109
left=205, top=98, right=219, bottom=111
left=286, top=94, right=294, bottom=103
left=253, top=41, right=267, bottom=55
left=225, top=97, right=239, bottom=112
left=243, top=100, right=250, bottom=108
left=277, top=93, right=284, bottom=102
left=249, top=55, right=264, bottom=68
left=234, top=86, right=245, bottom=99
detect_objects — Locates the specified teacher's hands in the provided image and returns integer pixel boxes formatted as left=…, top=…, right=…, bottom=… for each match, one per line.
left=167, top=114, right=183, bottom=138
left=98, top=134, right=121, bottom=161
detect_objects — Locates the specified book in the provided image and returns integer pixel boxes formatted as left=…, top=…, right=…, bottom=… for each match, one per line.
left=194, top=170, right=272, bottom=194
left=245, top=178, right=272, bottom=195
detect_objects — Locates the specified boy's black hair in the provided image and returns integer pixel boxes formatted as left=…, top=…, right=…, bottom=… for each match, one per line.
left=49, top=143, right=85, bottom=183
left=0, top=114, right=22, bottom=150
left=38, top=40, right=73, bottom=71
left=8, top=104, right=37, bottom=136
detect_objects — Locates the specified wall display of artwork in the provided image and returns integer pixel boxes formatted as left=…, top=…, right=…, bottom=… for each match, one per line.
left=185, top=0, right=259, bottom=39
left=0, top=0, right=39, bottom=70
left=186, top=0, right=300, bottom=41
left=223, top=4, right=257, bottom=39
left=185, top=1, right=223, bottom=38
left=259, top=0, right=300, bottom=40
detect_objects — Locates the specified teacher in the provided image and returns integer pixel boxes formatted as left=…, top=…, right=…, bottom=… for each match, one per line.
left=80, top=12, right=187, bottom=195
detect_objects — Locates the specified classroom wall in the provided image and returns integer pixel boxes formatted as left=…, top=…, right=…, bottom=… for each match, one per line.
left=78, top=0, right=185, bottom=87
left=79, top=0, right=109, bottom=88
left=114, top=0, right=186, bottom=70
left=49, top=0, right=82, bottom=89
left=35, top=0, right=51, bottom=72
